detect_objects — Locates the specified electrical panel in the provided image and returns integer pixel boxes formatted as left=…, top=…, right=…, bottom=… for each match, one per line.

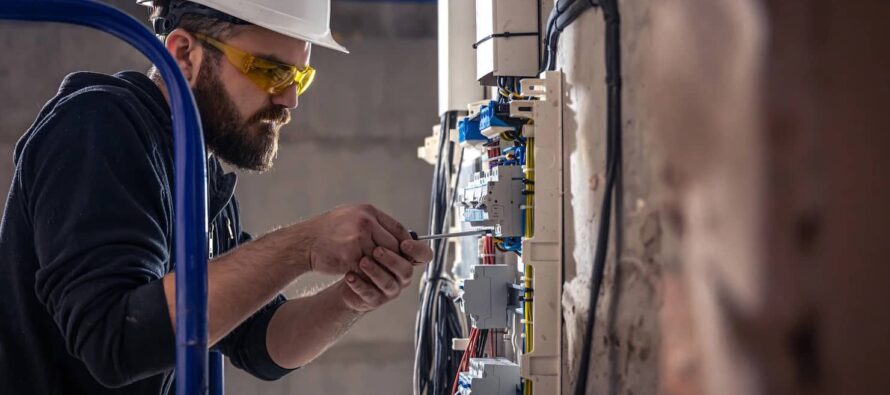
left=475, top=0, right=540, bottom=84
left=418, top=71, right=564, bottom=395
left=457, top=358, right=521, bottom=395
left=420, top=2, right=563, bottom=394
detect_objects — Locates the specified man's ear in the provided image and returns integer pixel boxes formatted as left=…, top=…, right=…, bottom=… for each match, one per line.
left=164, top=29, right=204, bottom=87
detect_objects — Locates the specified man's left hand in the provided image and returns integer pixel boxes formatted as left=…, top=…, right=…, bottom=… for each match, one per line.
left=341, top=241, right=430, bottom=312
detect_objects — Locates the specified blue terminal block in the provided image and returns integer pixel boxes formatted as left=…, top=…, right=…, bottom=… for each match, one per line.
left=458, top=114, right=486, bottom=145
left=479, top=100, right=526, bottom=139
left=478, top=100, right=510, bottom=131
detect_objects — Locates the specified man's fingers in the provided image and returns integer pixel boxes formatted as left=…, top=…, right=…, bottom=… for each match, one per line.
left=373, top=247, right=413, bottom=286
left=359, top=256, right=400, bottom=298
left=400, top=239, right=433, bottom=264
left=369, top=222, right=400, bottom=254
left=344, top=272, right=383, bottom=310
left=356, top=229, right=377, bottom=261
left=342, top=273, right=369, bottom=311
left=371, top=207, right=412, bottom=241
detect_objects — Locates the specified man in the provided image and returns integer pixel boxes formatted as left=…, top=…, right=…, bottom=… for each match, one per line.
left=0, top=0, right=432, bottom=393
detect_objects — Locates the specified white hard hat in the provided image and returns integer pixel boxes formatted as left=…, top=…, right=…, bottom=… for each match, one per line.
left=138, top=0, right=348, bottom=54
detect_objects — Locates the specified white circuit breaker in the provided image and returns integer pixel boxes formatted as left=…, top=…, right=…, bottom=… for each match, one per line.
left=457, top=358, right=521, bottom=395
left=460, top=165, right=525, bottom=237
left=461, top=264, right=515, bottom=329
left=475, top=0, right=540, bottom=84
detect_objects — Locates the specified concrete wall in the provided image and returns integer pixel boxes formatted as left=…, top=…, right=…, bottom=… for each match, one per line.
left=545, top=0, right=890, bottom=394
left=558, top=1, right=664, bottom=394
left=0, top=1, right=437, bottom=394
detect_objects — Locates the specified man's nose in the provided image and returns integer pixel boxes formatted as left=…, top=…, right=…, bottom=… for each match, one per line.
left=271, top=84, right=299, bottom=109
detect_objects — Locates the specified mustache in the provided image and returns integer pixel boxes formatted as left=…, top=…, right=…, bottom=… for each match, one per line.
left=248, top=104, right=291, bottom=126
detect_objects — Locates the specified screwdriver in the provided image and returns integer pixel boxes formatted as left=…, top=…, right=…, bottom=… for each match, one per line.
left=409, top=229, right=494, bottom=241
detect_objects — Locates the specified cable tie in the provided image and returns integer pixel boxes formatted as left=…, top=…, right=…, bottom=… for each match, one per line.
left=472, top=31, right=540, bottom=49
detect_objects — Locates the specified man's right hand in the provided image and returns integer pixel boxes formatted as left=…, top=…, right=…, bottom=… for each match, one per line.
left=296, top=204, right=415, bottom=275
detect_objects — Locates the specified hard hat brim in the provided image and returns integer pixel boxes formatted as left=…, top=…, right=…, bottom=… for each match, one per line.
left=138, top=0, right=349, bottom=54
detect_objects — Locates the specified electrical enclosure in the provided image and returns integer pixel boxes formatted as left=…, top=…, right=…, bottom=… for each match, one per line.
left=475, top=0, right=540, bottom=84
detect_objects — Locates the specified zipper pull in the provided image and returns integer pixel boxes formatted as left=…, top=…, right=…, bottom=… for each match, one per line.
left=208, top=222, right=215, bottom=257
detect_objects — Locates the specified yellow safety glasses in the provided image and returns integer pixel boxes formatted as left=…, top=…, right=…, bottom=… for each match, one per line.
left=194, top=33, right=316, bottom=96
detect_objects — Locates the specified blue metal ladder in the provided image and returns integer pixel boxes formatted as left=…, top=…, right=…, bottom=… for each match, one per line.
left=0, top=1, right=216, bottom=393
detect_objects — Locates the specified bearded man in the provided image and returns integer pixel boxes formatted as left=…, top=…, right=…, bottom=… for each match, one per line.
left=0, top=1, right=432, bottom=394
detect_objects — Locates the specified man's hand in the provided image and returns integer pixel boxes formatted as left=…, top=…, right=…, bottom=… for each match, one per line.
left=263, top=208, right=433, bottom=369
left=340, top=242, right=430, bottom=312
left=298, top=204, right=430, bottom=275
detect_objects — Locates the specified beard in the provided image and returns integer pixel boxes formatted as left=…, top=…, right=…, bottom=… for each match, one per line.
left=192, top=57, right=291, bottom=172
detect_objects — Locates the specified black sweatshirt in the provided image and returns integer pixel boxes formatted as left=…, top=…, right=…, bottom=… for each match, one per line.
left=0, top=71, right=293, bottom=394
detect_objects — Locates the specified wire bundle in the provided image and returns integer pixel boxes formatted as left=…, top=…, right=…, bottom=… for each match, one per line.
left=415, top=111, right=467, bottom=395
left=542, top=0, right=597, bottom=73
left=450, top=327, right=492, bottom=395
left=521, top=136, right=536, bottom=394
left=497, top=76, right=523, bottom=101
left=523, top=137, right=535, bottom=240
left=450, top=236, right=498, bottom=395
left=522, top=262, right=534, bottom=395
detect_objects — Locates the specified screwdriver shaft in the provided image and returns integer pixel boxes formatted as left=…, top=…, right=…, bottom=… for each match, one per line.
left=410, top=229, right=493, bottom=241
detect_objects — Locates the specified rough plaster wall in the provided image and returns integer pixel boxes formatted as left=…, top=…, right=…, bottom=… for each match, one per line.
left=649, top=1, right=890, bottom=394
left=0, top=2, right=437, bottom=394
left=559, top=1, right=663, bottom=394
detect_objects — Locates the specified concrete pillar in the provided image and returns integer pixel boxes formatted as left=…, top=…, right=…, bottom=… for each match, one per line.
left=559, top=1, right=663, bottom=394
left=650, top=0, right=890, bottom=394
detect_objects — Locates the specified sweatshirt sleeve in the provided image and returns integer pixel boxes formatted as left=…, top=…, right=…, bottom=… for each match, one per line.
left=214, top=293, right=297, bottom=381
left=22, top=91, right=175, bottom=388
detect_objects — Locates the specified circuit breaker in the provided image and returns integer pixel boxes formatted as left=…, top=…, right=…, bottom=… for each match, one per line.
left=457, top=358, right=521, bottom=395
left=460, top=165, right=525, bottom=238
left=461, top=264, right=516, bottom=329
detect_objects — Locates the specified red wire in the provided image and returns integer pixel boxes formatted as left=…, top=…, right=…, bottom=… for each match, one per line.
left=452, top=328, right=480, bottom=395
left=452, top=237, right=500, bottom=394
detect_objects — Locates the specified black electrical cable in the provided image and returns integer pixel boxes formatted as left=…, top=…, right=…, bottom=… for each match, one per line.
left=574, top=0, right=621, bottom=394
left=432, top=283, right=462, bottom=395
left=475, top=329, right=490, bottom=359
left=540, top=12, right=558, bottom=74
left=415, top=112, right=452, bottom=394
left=431, top=149, right=465, bottom=395
left=541, top=0, right=597, bottom=72
left=415, top=111, right=467, bottom=395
